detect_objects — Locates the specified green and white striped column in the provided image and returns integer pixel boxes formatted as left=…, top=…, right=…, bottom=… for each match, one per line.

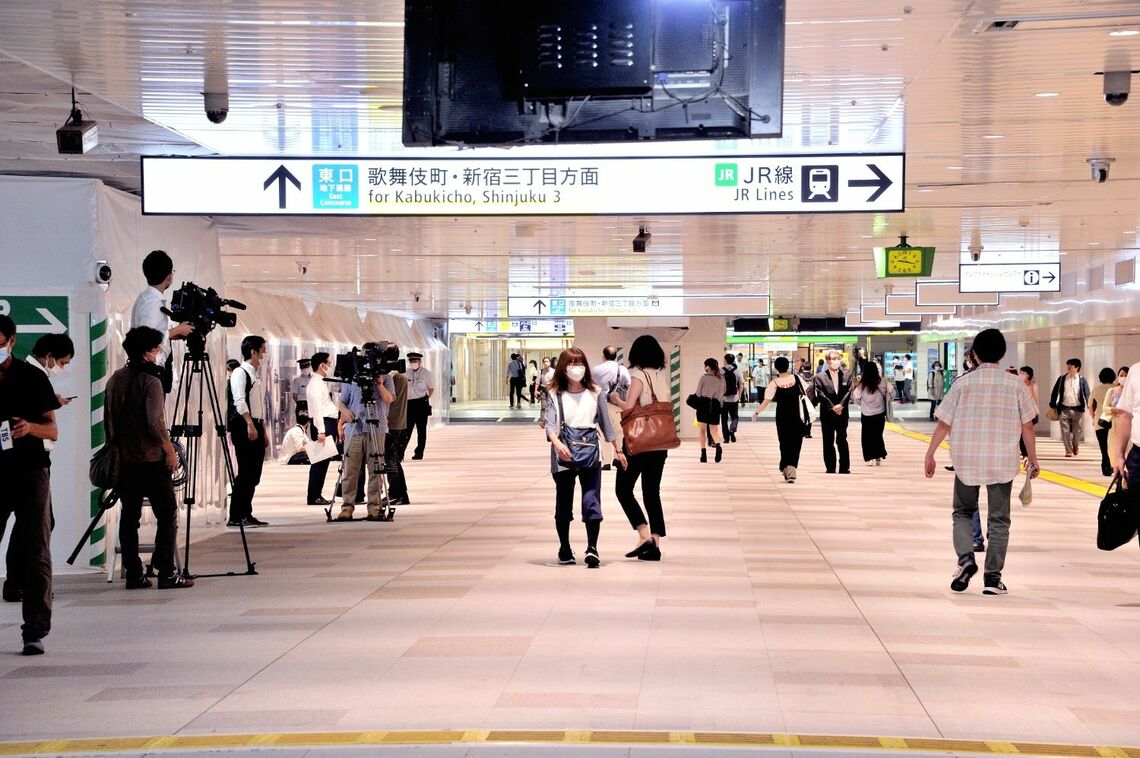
left=88, top=316, right=109, bottom=567
left=670, top=346, right=681, bottom=432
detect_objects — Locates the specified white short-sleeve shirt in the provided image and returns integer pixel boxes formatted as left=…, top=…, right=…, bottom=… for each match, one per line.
left=1114, top=362, right=1140, bottom=447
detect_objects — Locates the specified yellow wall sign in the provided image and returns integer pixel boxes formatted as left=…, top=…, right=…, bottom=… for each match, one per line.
left=772, top=317, right=792, bottom=331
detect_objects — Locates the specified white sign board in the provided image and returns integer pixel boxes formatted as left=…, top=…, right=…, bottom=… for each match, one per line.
left=450, top=318, right=573, bottom=335
left=508, top=296, right=770, bottom=318
left=141, top=154, right=904, bottom=216
left=884, top=293, right=956, bottom=316
left=915, top=281, right=1000, bottom=307
left=959, top=263, right=1060, bottom=293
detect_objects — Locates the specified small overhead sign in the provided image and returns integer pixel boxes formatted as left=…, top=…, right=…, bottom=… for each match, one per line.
left=141, top=154, right=904, bottom=216
left=507, top=296, right=770, bottom=318
left=915, top=281, right=999, bottom=307
left=959, top=263, right=1060, bottom=293
left=449, top=318, right=573, bottom=335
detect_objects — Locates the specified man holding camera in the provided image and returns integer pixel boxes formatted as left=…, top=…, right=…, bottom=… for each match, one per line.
left=0, top=315, right=59, bottom=655
left=130, top=250, right=195, bottom=393
left=226, top=336, right=270, bottom=528
left=106, top=327, right=193, bottom=590
left=336, top=350, right=396, bottom=521
left=401, top=352, right=435, bottom=460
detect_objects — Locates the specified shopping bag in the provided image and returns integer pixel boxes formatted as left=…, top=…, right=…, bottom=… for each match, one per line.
left=1096, top=476, right=1138, bottom=551
left=1018, top=477, right=1032, bottom=506
left=305, top=436, right=339, bottom=465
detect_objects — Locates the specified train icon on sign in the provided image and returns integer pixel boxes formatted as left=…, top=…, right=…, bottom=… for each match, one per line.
left=801, top=165, right=839, bottom=203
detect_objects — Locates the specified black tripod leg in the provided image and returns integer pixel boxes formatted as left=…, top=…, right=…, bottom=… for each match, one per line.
left=66, top=491, right=118, bottom=565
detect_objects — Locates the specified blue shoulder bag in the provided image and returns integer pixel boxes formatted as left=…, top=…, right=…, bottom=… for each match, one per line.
left=556, top=392, right=601, bottom=470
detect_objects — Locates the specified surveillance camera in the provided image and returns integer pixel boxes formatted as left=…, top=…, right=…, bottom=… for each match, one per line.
left=203, top=91, right=229, bottom=124
left=91, top=260, right=112, bottom=285
left=413, top=292, right=422, bottom=303
left=297, top=260, right=310, bottom=276
left=632, top=226, right=651, bottom=253
left=1088, top=157, right=1115, bottom=184
left=1103, top=70, right=1131, bottom=107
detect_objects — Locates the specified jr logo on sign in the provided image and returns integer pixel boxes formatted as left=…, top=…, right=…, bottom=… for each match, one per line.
left=715, top=163, right=739, bottom=187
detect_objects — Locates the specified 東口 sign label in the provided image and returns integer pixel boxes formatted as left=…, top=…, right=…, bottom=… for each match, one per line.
left=141, top=154, right=904, bottom=216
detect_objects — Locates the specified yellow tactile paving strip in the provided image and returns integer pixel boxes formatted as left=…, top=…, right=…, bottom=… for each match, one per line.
left=886, top=424, right=1109, bottom=498
left=0, top=730, right=1137, bottom=756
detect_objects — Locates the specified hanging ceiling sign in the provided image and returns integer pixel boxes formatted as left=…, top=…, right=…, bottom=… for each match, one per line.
left=141, top=154, right=904, bottom=216
left=507, top=295, right=770, bottom=318
left=959, top=263, right=1061, bottom=293
left=449, top=318, right=573, bottom=335
left=915, top=281, right=999, bottom=307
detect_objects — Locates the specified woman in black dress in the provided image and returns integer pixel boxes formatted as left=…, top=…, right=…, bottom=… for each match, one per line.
left=751, top=356, right=809, bottom=483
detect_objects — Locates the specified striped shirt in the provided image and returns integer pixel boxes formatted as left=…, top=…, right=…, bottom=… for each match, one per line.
left=935, top=364, right=1038, bottom=486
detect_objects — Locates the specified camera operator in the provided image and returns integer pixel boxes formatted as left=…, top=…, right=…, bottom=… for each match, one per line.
left=401, top=352, right=435, bottom=461
left=226, top=336, right=270, bottom=529
left=336, top=350, right=396, bottom=521
left=305, top=352, right=345, bottom=505
left=105, top=327, right=193, bottom=590
left=130, top=250, right=196, bottom=393
left=0, top=315, right=59, bottom=655
left=385, top=358, right=411, bottom=506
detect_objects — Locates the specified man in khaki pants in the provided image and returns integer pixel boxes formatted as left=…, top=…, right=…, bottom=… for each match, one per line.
left=593, top=346, right=630, bottom=471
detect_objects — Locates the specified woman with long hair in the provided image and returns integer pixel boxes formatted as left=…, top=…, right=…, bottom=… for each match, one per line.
left=536, top=356, right=554, bottom=428
left=544, top=348, right=624, bottom=568
left=527, top=359, right=540, bottom=404
left=751, top=356, right=809, bottom=482
left=608, top=335, right=670, bottom=561
left=1018, top=366, right=1040, bottom=461
left=695, top=358, right=725, bottom=463
left=853, top=361, right=891, bottom=466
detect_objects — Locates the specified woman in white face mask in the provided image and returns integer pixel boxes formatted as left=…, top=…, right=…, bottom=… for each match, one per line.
left=544, top=347, right=624, bottom=568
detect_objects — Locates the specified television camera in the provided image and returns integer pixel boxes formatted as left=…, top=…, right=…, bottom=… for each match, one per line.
left=164, top=282, right=246, bottom=349
left=332, top=341, right=406, bottom=390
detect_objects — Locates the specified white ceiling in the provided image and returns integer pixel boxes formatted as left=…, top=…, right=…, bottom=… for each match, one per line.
left=0, top=0, right=1138, bottom=320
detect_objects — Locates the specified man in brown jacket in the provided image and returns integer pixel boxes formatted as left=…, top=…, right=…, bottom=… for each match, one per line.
left=385, top=357, right=411, bottom=507
left=104, top=327, right=193, bottom=590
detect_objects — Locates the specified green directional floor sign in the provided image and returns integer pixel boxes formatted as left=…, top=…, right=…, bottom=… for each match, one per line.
left=0, top=295, right=70, bottom=360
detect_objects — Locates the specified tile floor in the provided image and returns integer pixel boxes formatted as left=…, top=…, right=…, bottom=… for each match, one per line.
left=1, top=422, right=1138, bottom=749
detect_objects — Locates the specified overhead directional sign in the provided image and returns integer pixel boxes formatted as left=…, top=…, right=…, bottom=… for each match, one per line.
left=141, top=154, right=904, bottom=216
left=959, top=263, right=1060, bottom=293
left=0, top=295, right=69, bottom=360
left=450, top=319, right=573, bottom=335
left=508, top=296, right=770, bottom=318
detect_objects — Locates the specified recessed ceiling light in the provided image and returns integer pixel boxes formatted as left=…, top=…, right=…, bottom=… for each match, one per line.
left=1035, top=92, right=1060, bottom=98
left=947, top=165, right=964, bottom=170
left=1109, top=29, right=1140, bottom=36
left=918, top=188, right=934, bottom=192
left=1124, top=230, right=1136, bottom=235
left=1089, top=242, right=1102, bottom=246
left=983, top=135, right=1004, bottom=140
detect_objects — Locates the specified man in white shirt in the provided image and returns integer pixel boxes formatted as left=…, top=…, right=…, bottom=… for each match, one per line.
left=593, top=346, right=631, bottom=469
left=306, top=352, right=342, bottom=505
left=902, top=354, right=915, bottom=404
left=226, top=336, right=269, bottom=528
left=1112, top=360, right=1140, bottom=489
left=1049, top=358, right=1091, bottom=457
left=129, top=250, right=195, bottom=393
left=278, top=411, right=312, bottom=465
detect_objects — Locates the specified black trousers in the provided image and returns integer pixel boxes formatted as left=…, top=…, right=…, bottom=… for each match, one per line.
left=860, top=412, right=888, bottom=461
left=615, top=449, right=668, bottom=537
left=230, top=419, right=265, bottom=521
left=118, top=461, right=178, bottom=577
left=820, top=411, right=850, bottom=473
left=403, top=398, right=430, bottom=457
left=0, top=468, right=52, bottom=642
left=385, top=428, right=408, bottom=499
left=776, top=417, right=803, bottom=470
left=509, top=378, right=526, bottom=407
left=721, top=401, right=739, bottom=439
left=307, top=417, right=341, bottom=501
left=553, top=467, right=603, bottom=522
left=1096, top=422, right=1112, bottom=476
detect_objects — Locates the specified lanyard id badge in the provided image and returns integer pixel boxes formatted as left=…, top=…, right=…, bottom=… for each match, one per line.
left=0, top=420, right=12, bottom=452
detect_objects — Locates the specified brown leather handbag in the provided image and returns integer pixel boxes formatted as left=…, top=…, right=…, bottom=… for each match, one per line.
left=621, top=372, right=681, bottom=455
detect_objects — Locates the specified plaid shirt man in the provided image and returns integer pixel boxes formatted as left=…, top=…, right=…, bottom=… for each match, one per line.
left=935, top=364, right=1038, bottom=486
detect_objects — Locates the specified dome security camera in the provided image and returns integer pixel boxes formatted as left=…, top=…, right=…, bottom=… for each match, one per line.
left=91, top=260, right=112, bottom=285
left=1104, top=70, right=1131, bottom=107
left=297, top=260, right=310, bottom=276
left=203, top=91, right=229, bottom=124
left=1088, top=157, right=1115, bottom=184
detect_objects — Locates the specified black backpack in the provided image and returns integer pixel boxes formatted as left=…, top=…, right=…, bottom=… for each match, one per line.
left=723, top=366, right=739, bottom=397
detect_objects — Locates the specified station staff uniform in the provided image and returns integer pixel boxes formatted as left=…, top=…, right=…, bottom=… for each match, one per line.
left=402, top=353, right=435, bottom=460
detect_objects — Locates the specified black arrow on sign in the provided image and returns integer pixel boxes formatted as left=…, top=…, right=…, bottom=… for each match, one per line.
left=533, top=299, right=546, bottom=314
left=1042, top=271, right=1057, bottom=283
left=475, top=321, right=483, bottom=331
left=263, top=165, right=301, bottom=209
left=846, top=163, right=892, bottom=202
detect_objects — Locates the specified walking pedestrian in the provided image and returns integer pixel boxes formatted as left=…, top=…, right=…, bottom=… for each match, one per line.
left=1049, top=358, right=1090, bottom=457
left=852, top=362, right=891, bottom=466
left=695, top=358, right=725, bottom=463
left=1017, top=366, right=1040, bottom=462
left=1092, top=367, right=1120, bottom=477
left=537, top=356, right=554, bottom=428
left=593, top=346, right=631, bottom=471
left=527, top=359, right=540, bottom=405
left=903, top=354, right=915, bottom=403
left=721, top=354, right=743, bottom=443
left=927, top=360, right=946, bottom=420
left=507, top=353, right=527, bottom=408
left=752, top=356, right=810, bottom=483
left=892, top=358, right=906, bottom=402
left=810, top=349, right=852, bottom=474
left=544, top=348, right=623, bottom=568
left=1105, top=367, right=1129, bottom=475
left=924, top=329, right=1039, bottom=596
left=608, top=335, right=670, bottom=562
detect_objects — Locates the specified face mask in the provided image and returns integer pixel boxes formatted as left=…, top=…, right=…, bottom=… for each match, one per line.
left=410, top=361, right=421, bottom=370
left=50, top=363, right=66, bottom=376
left=0, top=345, right=9, bottom=364
left=567, top=366, right=586, bottom=382
left=828, top=359, right=840, bottom=369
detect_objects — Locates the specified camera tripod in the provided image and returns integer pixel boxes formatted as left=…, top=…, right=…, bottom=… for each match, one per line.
left=324, top=386, right=396, bottom=523
left=168, top=337, right=257, bottom=577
